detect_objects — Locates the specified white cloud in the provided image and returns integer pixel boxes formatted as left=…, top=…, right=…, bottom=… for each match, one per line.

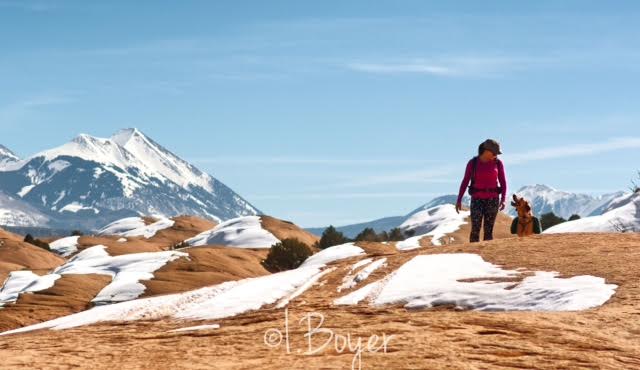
left=320, top=137, right=640, bottom=189
left=348, top=62, right=457, bottom=76
left=346, top=56, right=544, bottom=78
left=190, top=156, right=444, bottom=166
left=248, top=191, right=441, bottom=200
left=0, top=93, right=75, bottom=125
left=505, top=137, right=640, bottom=165
left=0, top=0, right=55, bottom=12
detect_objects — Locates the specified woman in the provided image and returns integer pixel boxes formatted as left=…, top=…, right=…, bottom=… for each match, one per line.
left=456, top=139, right=507, bottom=242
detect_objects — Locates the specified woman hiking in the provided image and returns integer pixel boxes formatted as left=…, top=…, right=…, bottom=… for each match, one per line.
left=456, top=139, right=507, bottom=242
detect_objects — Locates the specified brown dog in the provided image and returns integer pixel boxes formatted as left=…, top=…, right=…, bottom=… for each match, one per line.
left=511, top=194, right=535, bottom=237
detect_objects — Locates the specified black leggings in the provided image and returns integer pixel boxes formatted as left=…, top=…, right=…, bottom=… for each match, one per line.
left=469, top=198, right=500, bottom=242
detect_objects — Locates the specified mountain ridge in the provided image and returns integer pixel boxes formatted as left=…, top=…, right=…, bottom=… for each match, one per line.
left=0, top=129, right=260, bottom=229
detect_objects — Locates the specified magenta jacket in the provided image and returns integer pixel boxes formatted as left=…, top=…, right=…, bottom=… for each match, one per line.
left=457, top=158, right=507, bottom=204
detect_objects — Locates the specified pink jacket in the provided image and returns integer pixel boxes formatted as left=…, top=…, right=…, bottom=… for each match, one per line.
left=457, top=158, right=507, bottom=204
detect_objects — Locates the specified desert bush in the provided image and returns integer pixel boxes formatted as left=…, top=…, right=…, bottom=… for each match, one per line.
left=263, top=238, right=313, bottom=272
left=23, top=234, right=51, bottom=251
left=315, top=225, right=349, bottom=249
left=540, top=212, right=566, bottom=230
left=388, top=228, right=408, bottom=241
left=170, top=241, right=189, bottom=250
left=355, top=227, right=381, bottom=242
left=568, top=214, right=581, bottom=221
left=71, top=230, right=84, bottom=236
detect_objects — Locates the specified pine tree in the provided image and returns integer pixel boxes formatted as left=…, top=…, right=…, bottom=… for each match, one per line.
left=540, top=212, right=567, bottom=230
left=263, top=238, right=313, bottom=272
left=388, top=228, right=406, bottom=241
left=316, top=225, right=349, bottom=249
left=355, top=227, right=381, bottom=242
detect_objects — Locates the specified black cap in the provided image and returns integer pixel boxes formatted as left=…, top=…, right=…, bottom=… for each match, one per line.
left=482, top=139, right=502, bottom=155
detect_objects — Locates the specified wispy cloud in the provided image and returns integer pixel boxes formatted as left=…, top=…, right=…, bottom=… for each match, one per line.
left=318, top=137, right=640, bottom=189
left=190, top=156, right=444, bottom=166
left=347, top=56, right=546, bottom=78
left=348, top=62, right=457, bottom=76
left=248, top=191, right=442, bottom=200
left=505, top=137, right=640, bottom=164
left=0, top=0, right=55, bottom=12
left=0, top=93, right=75, bottom=125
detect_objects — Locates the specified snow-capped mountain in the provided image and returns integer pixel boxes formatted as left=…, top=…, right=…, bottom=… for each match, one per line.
left=0, top=128, right=260, bottom=229
left=309, top=186, right=630, bottom=239
left=0, top=145, right=19, bottom=169
left=0, top=190, right=50, bottom=227
left=509, top=184, right=626, bottom=219
left=544, top=192, right=640, bottom=233
left=405, top=194, right=471, bottom=218
left=308, top=194, right=471, bottom=238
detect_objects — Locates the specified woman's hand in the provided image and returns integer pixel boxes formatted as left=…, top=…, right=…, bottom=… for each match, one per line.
left=499, top=201, right=506, bottom=211
left=456, top=202, right=462, bottom=214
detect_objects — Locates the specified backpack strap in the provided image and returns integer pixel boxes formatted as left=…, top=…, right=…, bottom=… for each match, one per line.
left=470, top=156, right=478, bottom=189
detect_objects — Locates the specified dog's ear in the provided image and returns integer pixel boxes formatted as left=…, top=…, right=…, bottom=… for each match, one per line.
left=511, top=201, right=517, bottom=207
left=512, top=194, right=518, bottom=202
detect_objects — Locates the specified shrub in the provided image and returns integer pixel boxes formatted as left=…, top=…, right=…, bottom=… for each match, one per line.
left=540, top=212, right=566, bottom=230
left=355, top=227, right=381, bottom=242
left=568, top=214, right=581, bottom=221
left=170, top=241, right=189, bottom=250
left=263, top=238, right=313, bottom=272
left=315, top=225, right=349, bottom=250
left=387, top=228, right=406, bottom=241
left=378, top=230, right=389, bottom=241
left=71, top=230, right=84, bottom=236
left=23, top=234, right=51, bottom=251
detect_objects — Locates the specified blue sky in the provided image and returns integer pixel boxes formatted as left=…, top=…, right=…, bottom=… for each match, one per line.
left=1, top=0, right=640, bottom=227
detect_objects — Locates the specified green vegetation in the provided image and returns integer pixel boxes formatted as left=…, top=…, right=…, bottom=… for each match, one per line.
left=23, top=234, right=51, bottom=251
left=263, top=238, right=313, bottom=272
left=540, top=212, right=567, bottom=230
left=315, top=225, right=349, bottom=250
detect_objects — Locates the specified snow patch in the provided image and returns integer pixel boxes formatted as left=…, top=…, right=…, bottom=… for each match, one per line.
left=17, top=185, right=35, bottom=198
left=98, top=216, right=175, bottom=238
left=338, top=258, right=387, bottom=292
left=335, top=253, right=617, bottom=311
left=185, top=216, right=279, bottom=248
left=59, top=202, right=99, bottom=214
left=397, top=204, right=469, bottom=250
left=52, top=245, right=187, bottom=304
left=300, top=242, right=365, bottom=267
left=2, top=264, right=325, bottom=334
left=49, top=236, right=80, bottom=257
left=0, top=271, right=61, bottom=306
left=168, top=324, right=220, bottom=333
left=47, top=159, right=71, bottom=173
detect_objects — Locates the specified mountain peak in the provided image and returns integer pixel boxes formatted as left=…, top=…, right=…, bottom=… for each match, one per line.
left=0, top=129, right=260, bottom=228
left=517, top=184, right=556, bottom=192
left=71, top=133, right=107, bottom=146
left=111, top=128, right=146, bottom=147
left=0, top=144, right=19, bottom=162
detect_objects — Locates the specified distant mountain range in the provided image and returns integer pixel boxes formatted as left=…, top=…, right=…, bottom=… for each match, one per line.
left=0, top=128, right=260, bottom=230
left=545, top=191, right=639, bottom=233
left=508, top=184, right=626, bottom=219
left=308, top=185, right=631, bottom=237
left=307, top=195, right=471, bottom=238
